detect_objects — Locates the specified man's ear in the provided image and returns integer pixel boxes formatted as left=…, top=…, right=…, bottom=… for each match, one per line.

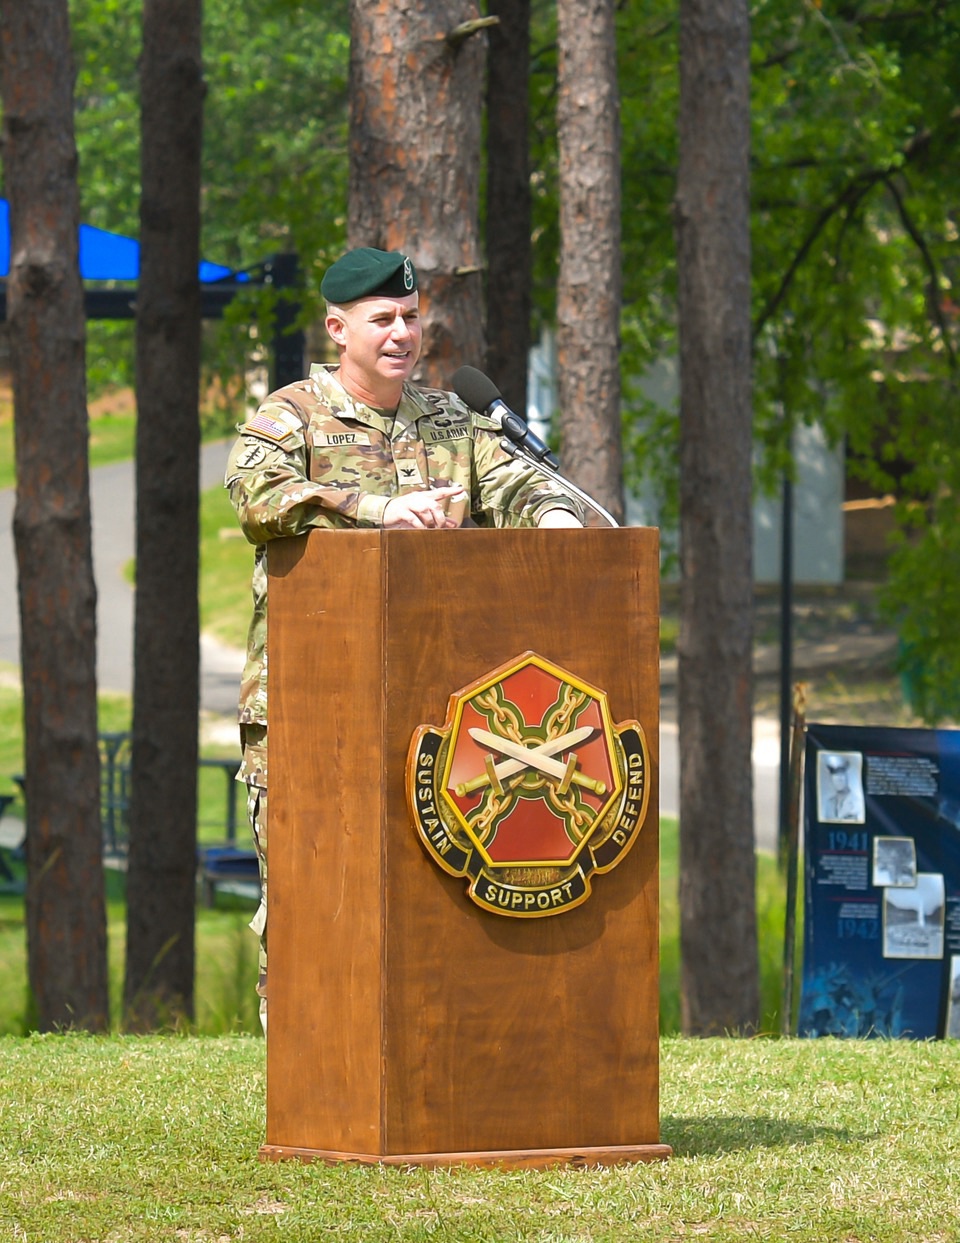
left=325, top=310, right=347, bottom=346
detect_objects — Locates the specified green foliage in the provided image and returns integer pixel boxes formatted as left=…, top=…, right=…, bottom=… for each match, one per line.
left=613, top=3, right=960, bottom=719
left=85, top=322, right=136, bottom=396
left=66, top=0, right=350, bottom=393
left=71, top=0, right=350, bottom=273
left=749, top=2, right=960, bottom=459
left=617, top=3, right=680, bottom=364
left=528, top=1, right=561, bottom=332
left=883, top=493, right=960, bottom=722
left=71, top=0, right=142, bottom=237
left=614, top=1, right=960, bottom=470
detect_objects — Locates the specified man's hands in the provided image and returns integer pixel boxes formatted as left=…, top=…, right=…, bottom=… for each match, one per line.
left=536, top=508, right=582, bottom=529
left=381, top=490, right=582, bottom=530
left=382, top=485, right=467, bottom=529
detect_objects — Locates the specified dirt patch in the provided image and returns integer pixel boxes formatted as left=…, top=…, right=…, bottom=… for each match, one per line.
left=89, top=386, right=136, bottom=419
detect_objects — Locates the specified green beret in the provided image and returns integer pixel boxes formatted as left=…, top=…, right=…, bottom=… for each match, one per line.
left=321, top=247, right=417, bottom=303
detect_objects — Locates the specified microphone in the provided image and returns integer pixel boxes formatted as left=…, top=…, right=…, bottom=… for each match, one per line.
left=452, top=365, right=558, bottom=468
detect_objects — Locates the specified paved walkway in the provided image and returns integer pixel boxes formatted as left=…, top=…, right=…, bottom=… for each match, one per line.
left=0, top=441, right=241, bottom=716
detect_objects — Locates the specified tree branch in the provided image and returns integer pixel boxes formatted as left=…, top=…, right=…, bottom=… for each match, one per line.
left=884, top=177, right=957, bottom=370
left=857, top=8, right=950, bottom=25
left=446, top=16, right=499, bottom=49
left=752, top=106, right=960, bottom=340
left=756, top=42, right=802, bottom=70
left=752, top=168, right=887, bottom=341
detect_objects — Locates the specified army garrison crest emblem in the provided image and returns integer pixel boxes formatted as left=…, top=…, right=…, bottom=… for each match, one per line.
left=406, top=652, right=650, bottom=917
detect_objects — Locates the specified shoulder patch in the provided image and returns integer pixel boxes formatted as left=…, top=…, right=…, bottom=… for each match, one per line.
left=235, top=440, right=269, bottom=470
left=242, top=407, right=303, bottom=446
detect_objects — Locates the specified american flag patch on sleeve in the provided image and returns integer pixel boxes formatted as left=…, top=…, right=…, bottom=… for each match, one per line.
left=242, top=409, right=300, bottom=444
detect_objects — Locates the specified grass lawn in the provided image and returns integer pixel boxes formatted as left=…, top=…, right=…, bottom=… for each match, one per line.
left=201, top=481, right=257, bottom=650
left=0, top=1033, right=957, bottom=1241
left=119, top=470, right=254, bottom=648
left=0, top=865, right=261, bottom=1037
left=2, top=409, right=954, bottom=1240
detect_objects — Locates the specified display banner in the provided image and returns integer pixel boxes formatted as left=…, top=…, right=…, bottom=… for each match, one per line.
left=799, top=723, right=960, bottom=1039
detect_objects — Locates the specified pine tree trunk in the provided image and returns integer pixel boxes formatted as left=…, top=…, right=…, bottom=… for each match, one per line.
left=0, top=0, right=109, bottom=1031
left=124, top=0, right=204, bottom=1029
left=348, top=0, right=486, bottom=386
left=484, top=0, right=531, bottom=414
left=675, top=0, right=759, bottom=1035
left=556, top=0, right=624, bottom=521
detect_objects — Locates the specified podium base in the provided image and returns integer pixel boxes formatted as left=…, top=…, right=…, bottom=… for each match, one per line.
left=259, top=1141, right=672, bottom=1170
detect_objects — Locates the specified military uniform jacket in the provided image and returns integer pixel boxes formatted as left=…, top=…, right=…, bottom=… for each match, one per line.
left=225, top=364, right=581, bottom=751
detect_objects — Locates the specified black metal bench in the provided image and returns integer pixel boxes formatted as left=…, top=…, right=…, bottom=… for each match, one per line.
left=0, top=792, right=24, bottom=890
left=10, top=734, right=258, bottom=904
left=196, top=844, right=261, bottom=909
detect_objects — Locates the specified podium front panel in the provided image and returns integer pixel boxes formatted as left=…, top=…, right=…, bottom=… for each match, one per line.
left=267, top=527, right=661, bottom=1160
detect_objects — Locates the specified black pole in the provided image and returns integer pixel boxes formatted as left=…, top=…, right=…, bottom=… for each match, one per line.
left=266, top=252, right=305, bottom=390
left=780, top=685, right=806, bottom=1035
left=778, top=469, right=794, bottom=866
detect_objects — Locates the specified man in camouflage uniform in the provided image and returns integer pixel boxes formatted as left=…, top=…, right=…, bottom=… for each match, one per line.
left=226, top=247, right=582, bottom=1030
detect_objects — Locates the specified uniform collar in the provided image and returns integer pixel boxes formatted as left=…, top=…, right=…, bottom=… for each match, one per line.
left=309, top=363, right=432, bottom=439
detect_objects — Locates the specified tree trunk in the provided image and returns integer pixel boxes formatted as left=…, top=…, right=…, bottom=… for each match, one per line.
left=484, top=0, right=531, bottom=414
left=0, top=0, right=109, bottom=1031
left=675, top=0, right=759, bottom=1035
left=348, top=0, right=486, bottom=387
left=555, top=0, right=624, bottom=522
left=125, top=0, right=204, bottom=1029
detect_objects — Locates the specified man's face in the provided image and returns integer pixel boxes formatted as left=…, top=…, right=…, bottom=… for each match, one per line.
left=826, top=761, right=849, bottom=793
left=327, top=292, right=422, bottom=389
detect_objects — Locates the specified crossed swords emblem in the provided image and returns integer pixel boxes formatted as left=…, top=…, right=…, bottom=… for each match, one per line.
left=455, top=724, right=606, bottom=799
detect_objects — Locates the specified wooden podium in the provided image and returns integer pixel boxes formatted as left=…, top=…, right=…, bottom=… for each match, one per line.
left=261, top=527, right=668, bottom=1168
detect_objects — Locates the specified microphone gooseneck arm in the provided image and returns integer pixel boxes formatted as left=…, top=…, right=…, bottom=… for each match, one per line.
left=451, top=364, right=620, bottom=529
left=498, top=437, right=620, bottom=529
left=492, top=401, right=558, bottom=468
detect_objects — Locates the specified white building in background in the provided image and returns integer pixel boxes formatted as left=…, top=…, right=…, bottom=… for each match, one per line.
left=753, top=422, right=844, bottom=585
left=527, top=331, right=845, bottom=586
left=526, top=328, right=558, bottom=447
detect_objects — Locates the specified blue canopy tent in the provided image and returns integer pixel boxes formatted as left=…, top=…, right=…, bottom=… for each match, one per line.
left=0, top=199, right=303, bottom=386
left=0, top=197, right=236, bottom=284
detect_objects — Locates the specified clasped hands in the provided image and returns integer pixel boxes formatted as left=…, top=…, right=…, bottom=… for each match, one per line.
left=382, top=485, right=581, bottom=530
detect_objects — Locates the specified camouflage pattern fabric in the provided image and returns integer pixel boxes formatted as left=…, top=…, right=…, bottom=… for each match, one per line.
left=239, top=723, right=268, bottom=1032
left=226, top=364, right=582, bottom=1006
left=226, top=363, right=582, bottom=727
